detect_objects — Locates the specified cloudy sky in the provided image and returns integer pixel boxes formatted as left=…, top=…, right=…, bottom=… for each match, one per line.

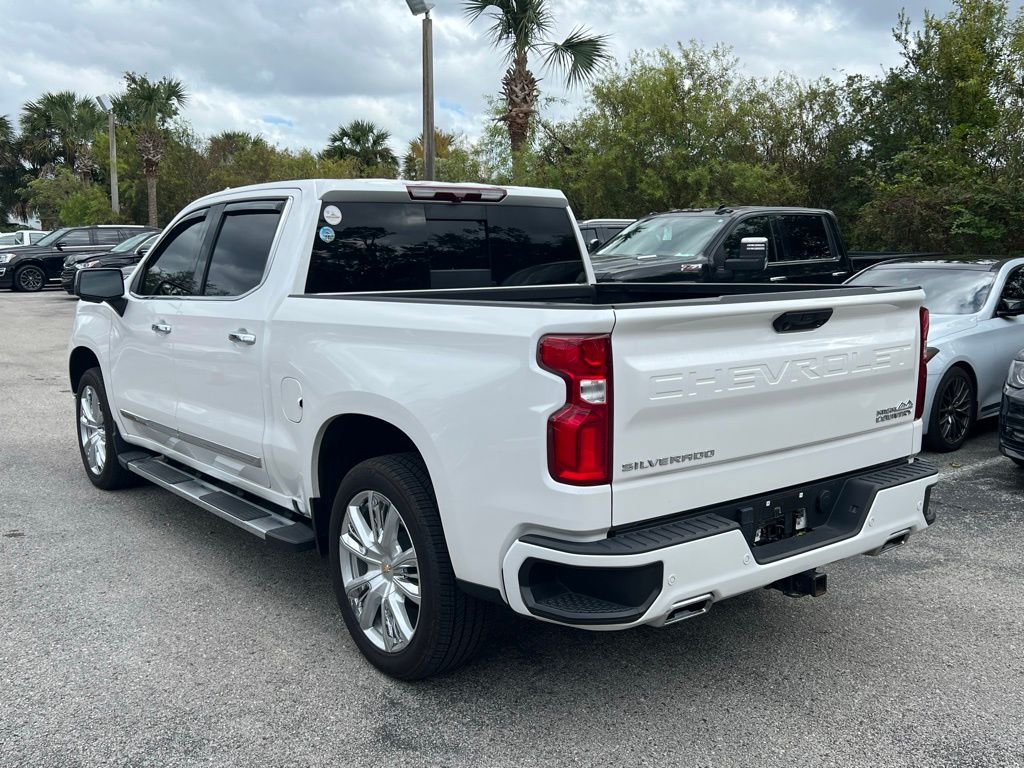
left=1, top=0, right=952, bottom=155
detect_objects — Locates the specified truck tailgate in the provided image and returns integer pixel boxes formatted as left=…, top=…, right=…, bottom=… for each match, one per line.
left=610, top=289, right=924, bottom=527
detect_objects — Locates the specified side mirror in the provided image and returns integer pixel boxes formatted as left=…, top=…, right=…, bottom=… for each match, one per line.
left=74, top=267, right=126, bottom=315
left=587, top=238, right=601, bottom=253
left=997, top=298, right=1024, bottom=318
left=54, top=241, right=65, bottom=251
left=138, top=244, right=152, bottom=256
left=724, top=236, right=769, bottom=273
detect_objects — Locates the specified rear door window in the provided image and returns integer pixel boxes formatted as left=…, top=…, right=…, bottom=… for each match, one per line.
left=137, top=213, right=209, bottom=296
left=305, top=202, right=584, bottom=293
left=777, top=215, right=834, bottom=262
left=95, top=228, right=123, bottom=246
left=201, top=203, right=282, bottom=297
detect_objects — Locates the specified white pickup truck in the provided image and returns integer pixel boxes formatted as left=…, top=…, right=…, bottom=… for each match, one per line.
left=68, top=179, right=938, bottom=679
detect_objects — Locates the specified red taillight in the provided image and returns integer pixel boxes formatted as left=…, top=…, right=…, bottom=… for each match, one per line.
left=538, top=334, right=612, bottom=485
left=916, top=307, right=929, bottom=419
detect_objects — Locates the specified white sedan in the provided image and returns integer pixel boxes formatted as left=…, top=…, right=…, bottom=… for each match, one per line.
left=849, top=256, right=1024, bottom=452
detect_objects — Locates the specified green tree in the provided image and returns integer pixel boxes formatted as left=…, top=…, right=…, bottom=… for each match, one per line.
left=401, top=129, right=485, bottom=181
left=321, top=120, right=398, bottom=176
left=463, top=0, right=611, bottom=164
left=112, top=72, right=188, bottom=227
left=22, top=168, right=114, bottom=227
left=847, top=0, right=1024, bottom=252
left=0, top=116, right=22, bottom=225
left=18, top=91, right=104, bottom=180
left=519, top=44, right=822, bottom=218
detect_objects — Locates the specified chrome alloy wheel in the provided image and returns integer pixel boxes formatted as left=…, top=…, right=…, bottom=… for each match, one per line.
left=78, top=385, right=107, bottom=475
left=938, top=376, right=971, bottom=444
left=339, top=490, right=420, bottom=653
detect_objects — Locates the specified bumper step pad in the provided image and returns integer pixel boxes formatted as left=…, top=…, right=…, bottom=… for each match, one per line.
left=124, top=456, right=315, bottom=552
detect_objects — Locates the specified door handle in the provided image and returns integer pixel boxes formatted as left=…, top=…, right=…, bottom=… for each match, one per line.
left=228, top=330, right=257, bottom=345
left=832, top=271, right=847, bottom=277
left=769, top=276, right=788, bottom=282
left=151, top=323, right=172, bottom=334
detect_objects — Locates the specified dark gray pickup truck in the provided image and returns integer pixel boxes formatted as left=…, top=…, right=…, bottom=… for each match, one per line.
left=590, top=206, right=939, bottom=284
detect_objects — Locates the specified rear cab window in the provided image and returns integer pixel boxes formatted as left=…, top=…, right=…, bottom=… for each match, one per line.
left=776, top=215, right=834, bottom=262
left=304, top=201, right=585, bottom=293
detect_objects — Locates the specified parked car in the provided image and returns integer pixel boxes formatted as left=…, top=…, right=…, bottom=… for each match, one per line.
left=590, top=206, right=941, bottom=284
left=577, top=218, right=634, bottom=251
left=69, top=180, right=937, bottom=680
left=848, top=256, right=1024, bottom=451
left=61, top=233, right=159, bottom=293
left=0, top=229, right=49, bottom=247
left=999, top=352, right=1024, bottom=466
left=0, top=225, right=157, bottom=292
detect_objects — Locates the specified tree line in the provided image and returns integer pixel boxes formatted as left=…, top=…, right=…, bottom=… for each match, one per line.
left=1, top=0, right=1022, bottom=254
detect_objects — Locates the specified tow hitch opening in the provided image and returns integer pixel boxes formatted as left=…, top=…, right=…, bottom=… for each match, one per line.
left=768, top=568, right=827, bottom=598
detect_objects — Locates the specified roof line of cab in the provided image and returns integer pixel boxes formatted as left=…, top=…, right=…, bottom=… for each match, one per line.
left=183, top=178, right=568, bottom=209
left=645, top=205, right=835, bottom=217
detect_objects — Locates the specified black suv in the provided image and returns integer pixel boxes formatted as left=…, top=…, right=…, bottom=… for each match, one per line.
left=0, top=225, right=157, bottom=292
left=60, top=232, right=159, bottom=292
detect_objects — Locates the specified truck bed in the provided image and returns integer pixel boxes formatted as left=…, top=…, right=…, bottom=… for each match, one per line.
left=295, top=281, right=913, bottom=308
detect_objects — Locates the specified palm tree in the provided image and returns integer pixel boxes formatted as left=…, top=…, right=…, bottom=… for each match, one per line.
left=47, top=92, right=105, bottom=182
left=112, top=72, right=188, bottom=226
left=402, top=128, right=458, bottom=179
left=463, top=0, right=611, bottom=155
left=322, top=120, right=398, bottom=174
left=0, top=115, right=22, bottom=223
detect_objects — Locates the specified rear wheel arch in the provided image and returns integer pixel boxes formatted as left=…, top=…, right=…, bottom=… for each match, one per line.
left=312, top=413, right=435, bottom=554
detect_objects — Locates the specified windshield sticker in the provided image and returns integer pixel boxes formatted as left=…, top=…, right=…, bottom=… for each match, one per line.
left=318, top=226, right=336, bottom=243
left=323, top=205, right=343, bottom=226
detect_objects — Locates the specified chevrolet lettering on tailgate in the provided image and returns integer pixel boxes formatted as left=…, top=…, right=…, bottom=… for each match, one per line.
left=649, top=344, right=916, bottom=400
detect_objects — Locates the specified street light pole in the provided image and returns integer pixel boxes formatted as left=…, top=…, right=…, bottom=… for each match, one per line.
left=422, top=8, right=435, bottom=181
left=97, top=96, right=119, bottom=215
left=406, top=0, right=436, bottom=181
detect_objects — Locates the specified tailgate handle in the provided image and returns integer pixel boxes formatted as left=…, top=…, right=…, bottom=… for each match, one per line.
left=773, top=309, right=833, bottom=333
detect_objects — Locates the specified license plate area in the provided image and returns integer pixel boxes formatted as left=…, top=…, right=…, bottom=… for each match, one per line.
left=737, top=477, right=852, bottom=561
left=747, top=494, right=814, bottom=547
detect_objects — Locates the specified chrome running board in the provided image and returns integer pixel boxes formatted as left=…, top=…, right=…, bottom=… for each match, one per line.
left=124, top=455, right=315, bottom=552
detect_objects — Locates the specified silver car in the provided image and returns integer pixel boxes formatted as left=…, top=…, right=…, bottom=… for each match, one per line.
left=848, top=256, right=1024, bottom=452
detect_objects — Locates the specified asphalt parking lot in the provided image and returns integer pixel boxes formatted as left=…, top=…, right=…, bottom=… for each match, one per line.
left=2, top=290, right=1023, bottom=768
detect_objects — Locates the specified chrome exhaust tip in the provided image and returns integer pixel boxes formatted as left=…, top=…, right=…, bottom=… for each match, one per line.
left=867, top=528, right=911, bottom=556
left=664, top=594, right=713, bottom=625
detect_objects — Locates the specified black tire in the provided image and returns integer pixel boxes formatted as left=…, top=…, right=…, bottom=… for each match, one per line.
left=75, top=367, right=138, bottom=490
left=329, top=453, right=491, bottom=680
left=924, top=367, right=975, bottom=452
left=13, top=263, right=46, bottom=292
left=1011, top=457, right=1024, bottom=468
